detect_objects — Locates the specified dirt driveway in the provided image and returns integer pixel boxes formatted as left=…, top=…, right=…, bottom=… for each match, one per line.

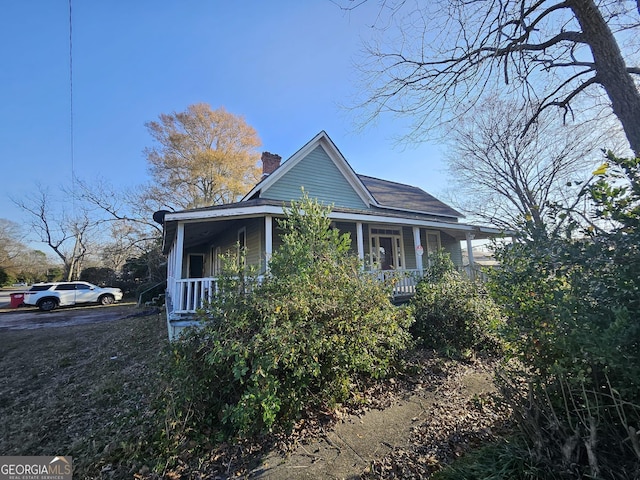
left=0, top=303, right=144, bottom=330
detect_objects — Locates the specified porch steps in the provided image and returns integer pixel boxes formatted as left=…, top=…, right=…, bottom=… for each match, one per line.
left=145, top=293, right=165, bottom=308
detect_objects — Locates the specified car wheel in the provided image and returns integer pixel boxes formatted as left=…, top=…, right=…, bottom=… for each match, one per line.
left=100, top=294, right=115, bottom=305
left=38, top=298, right=58, bottom=312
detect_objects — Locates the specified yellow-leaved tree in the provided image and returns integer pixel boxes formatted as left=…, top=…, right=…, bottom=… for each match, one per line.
left=144, top=103, right=261, bottom=210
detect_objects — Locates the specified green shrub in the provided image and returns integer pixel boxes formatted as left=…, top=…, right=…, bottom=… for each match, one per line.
left=165, top=192, right=413, bottom=440
left=411, top=250, right=502, bottom=354
left=79, top=266, right=117, bottom=286
left=487, top=153, right=640, bottom=478
left=0, top=267, right=10, bottom=286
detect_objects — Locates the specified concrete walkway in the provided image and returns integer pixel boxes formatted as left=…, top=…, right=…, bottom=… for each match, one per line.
left=252, top=395, right=431, bottom=479
left=251, top=368, right=495, bottom=480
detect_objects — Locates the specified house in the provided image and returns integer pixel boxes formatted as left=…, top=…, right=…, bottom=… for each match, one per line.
left=157, top=131, right=504, bottom=340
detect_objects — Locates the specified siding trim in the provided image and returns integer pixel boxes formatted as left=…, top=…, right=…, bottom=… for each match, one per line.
left=167, top=206, right=502, bottom=238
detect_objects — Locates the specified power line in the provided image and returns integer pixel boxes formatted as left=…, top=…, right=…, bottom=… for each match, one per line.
left=68, top=0, right=76, bottom=189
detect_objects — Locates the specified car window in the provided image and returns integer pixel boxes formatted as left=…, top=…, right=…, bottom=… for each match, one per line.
left=29, top=285, right=52, bottom=292
left=54, top=283, right=76, bottom=291
left=76, top=284, right=91, bottom=290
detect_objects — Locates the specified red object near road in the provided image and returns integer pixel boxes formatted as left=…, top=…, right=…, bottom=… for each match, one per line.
left=9, top=292, right=25, bottom=308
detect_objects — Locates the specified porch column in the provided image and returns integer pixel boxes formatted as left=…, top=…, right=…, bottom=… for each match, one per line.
left=413, top=227, right=424, bottom=274
left=466, top=232, right=475, bottom=280
left=176, top=223, right=185, bottom=278
left=265, top=215, right=273, bottom=271
left=167, top=244, right=174, bottom=281
left=356, top=222, right=365, bottom=264
left=173, top=223, right=185, bottom=310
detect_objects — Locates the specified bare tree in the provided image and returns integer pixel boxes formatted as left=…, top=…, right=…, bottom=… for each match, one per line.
left=0, top=219, right=26, bottom=268
left=0, top=218, right=61, bottom=283
left=145, top=103, right=262, bottom=210
left=99, top=220, right=153, bottom=272
left=71, top=178, right=170, bottom=279
left=343, top=0, right=640, bottom=155
left=445, top=97, right=609, bottom=235
left=13, top=187, right=96, bottom=281
left=73, top=178, right=162, bottom=238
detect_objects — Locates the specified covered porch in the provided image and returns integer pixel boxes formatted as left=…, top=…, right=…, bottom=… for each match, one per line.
left=161, top=204, right=502, bottom=337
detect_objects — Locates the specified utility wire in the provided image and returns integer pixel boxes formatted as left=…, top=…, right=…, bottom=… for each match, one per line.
left=69, top=0, right=76, bottom=191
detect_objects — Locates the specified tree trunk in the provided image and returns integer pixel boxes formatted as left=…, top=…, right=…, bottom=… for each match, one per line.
left=569, top=0, right=640, bottom=156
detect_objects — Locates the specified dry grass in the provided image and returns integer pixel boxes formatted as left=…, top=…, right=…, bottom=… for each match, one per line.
left=0, top=308, right=168, bottom=478
left=0, top=309, right=513, bottom=479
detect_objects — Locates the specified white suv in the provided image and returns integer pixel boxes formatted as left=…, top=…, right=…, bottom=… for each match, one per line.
left=24, top=281, right=124, bottom=311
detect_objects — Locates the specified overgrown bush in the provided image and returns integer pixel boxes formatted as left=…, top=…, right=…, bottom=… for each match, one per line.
left=487, top=153, right=640, bottom=478
left=79, top=266, right=117, bottom=286
left=411, top=250, right=502, bottom=355
left=0, top=267, right=11, bottom=286
left=166, top=193, right=413, bottom=441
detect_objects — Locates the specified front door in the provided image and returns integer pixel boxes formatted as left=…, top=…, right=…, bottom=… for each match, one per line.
left=378, top=237, right=394, bottom=270
left=370, top=227, right=404, bottom=270
left=188, top=254, right=205, bottom=278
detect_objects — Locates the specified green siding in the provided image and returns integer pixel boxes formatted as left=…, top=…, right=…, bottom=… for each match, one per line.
left=262, top=145, right=368, bottom=209
left=245, top=218, right=263, bottom=271
left=441, top=232, right=463, bottom=267
left=213, top=222, right=241, bottom=255
left=193, top=218, right=463, bottom=276
left=273, top=223, right=285, bottom=252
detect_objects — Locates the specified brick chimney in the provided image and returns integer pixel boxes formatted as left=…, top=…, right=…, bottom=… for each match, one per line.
left=261, top=152, right=281, bottom=179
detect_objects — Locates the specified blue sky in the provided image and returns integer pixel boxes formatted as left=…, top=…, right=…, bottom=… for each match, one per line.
left=0, top=1, right=448, bottom=239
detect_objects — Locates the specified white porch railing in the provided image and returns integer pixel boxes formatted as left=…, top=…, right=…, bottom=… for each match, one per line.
left=168, top=269, right=425, bottom=315
left=173, top=277, right=219, bottom=313
left=373, top=269, right=423, bottom=298
left=171, top=276, right=265, bottom=314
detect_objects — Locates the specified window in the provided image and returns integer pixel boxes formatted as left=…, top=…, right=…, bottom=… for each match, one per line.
left=211, top=246, right=222, bottom=276
left=54, top=283, right=76, bottom=291
left=425, top=231, right=441, bottom=255
left=424, top=231, right=442, bottom=268
left=370, top=227, right=404, bottom=270
left=237, top=227, right=247, bottom=267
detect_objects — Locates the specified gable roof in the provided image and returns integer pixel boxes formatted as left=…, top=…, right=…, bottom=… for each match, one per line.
left=358, top=175, right=463, bottom=219
left=244, top=130, right=461, bottom=219
left=243, top=131, right=376, bottom=207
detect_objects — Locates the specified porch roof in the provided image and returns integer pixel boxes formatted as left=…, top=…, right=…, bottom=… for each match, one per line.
left=159, top=199, right=506, bottom=254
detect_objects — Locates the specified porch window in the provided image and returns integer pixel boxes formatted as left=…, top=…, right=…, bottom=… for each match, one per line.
left=424, top=231, right=441, bottom=268
left=425, top=231, right=441, bottom=255
left=237, top=227, right=247, bottom=267
left=370, top=227, right=405, bottom=270
left=211, top=246, right=222, bottom=276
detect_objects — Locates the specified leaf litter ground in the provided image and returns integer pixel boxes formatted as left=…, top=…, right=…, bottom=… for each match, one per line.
left=0, top=306, right=512, bottom=479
